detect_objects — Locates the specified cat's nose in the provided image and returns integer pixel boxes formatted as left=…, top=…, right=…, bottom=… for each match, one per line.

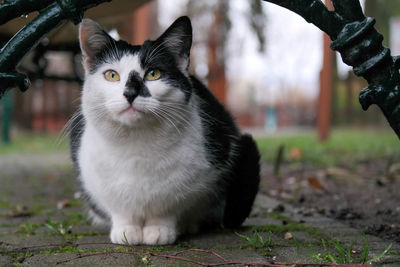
left=123, top=88, right=139, bottom=104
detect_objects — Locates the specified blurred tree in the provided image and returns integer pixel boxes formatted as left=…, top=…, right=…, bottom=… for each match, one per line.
left=365, top=0, right=400, bottom=47
left=185, top=0, right=266, bottom=103
left=250, top=0, right=267, bottom=53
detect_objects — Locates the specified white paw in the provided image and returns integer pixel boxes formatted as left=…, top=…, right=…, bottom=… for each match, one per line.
left=110, top=225, right=142, bottom=244
left=143, top=225, right=177, bottom=245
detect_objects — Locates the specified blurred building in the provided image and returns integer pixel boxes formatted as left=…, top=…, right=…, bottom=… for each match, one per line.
left=0, top=0, right=156, bottom=133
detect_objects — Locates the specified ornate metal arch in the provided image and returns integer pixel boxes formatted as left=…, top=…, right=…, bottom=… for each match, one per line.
left=0, top=0, right=399, bottom=138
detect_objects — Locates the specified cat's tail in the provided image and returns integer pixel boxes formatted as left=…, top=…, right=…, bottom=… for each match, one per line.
left=223, top=134, right=260, bottom=228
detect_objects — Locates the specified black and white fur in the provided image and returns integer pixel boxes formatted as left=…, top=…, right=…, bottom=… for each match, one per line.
left=70, top=16, right=260, bottom=245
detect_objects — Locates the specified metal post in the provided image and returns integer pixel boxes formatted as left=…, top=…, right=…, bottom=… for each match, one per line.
left=317, top=32, right=334, bottom=141
left=1, top=91, right=13, bottom=143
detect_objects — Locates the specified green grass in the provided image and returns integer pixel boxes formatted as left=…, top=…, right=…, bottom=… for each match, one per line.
left=256, top=128, right=399, bottom=167
left=252, top=223, right=324, bottom=239
left=0, top=132, right=68, bottom=155
left=236, top=231, right=275, bottom=250
left=307, top=238, right=392, bottom=264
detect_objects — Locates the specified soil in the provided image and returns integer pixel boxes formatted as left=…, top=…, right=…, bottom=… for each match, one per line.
left=259, top=154, right=400, bottom=244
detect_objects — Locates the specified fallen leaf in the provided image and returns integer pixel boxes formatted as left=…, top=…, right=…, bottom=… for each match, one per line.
left=57, top=199, right=71, bottom=209
left=284, top=232, right=293, bottom=240
left=308, top=176, right=326, bottom=191
left=6, top=205, right=32, bottom=217
left=288, top=147, right=303, bottom=160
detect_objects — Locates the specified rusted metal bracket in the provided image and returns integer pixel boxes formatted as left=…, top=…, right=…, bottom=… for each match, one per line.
left=0, top=0, right=110, bottom=97
left=263, top=0, right=400, bottom=138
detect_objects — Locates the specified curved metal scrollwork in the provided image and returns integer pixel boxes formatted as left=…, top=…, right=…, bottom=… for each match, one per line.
left=263, top=0, right=400, bottom=138
left=0, top=0, right=399, bottom=138
left=0, top=0, right=110, bottom=96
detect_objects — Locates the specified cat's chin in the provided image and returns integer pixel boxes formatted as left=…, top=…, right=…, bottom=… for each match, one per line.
left=113, top=106, right=146, bottom=126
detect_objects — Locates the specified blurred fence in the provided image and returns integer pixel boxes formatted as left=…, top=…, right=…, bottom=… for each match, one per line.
left=12, top=79, right=80, bottom=132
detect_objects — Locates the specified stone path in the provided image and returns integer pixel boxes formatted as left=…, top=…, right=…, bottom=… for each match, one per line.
left=0, top=153, right=399, bottom=266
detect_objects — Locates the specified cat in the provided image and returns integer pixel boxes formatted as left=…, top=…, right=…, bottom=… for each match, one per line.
left=69, top=16, right=260, bottom=245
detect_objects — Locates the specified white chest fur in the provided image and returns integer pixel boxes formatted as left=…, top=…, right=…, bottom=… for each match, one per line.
left=78, top=110, right=216, bottom=223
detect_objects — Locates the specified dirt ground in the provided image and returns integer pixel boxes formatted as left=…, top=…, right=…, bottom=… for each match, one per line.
left=259, top=154, right=400, bottom=244
left=1, top=152, right=400, bottom=265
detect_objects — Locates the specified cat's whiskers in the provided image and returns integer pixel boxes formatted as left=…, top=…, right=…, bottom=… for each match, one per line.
left=157, top=105, right=199, bottom=135
left=58, top=104, right=108, bottom=144
left=149, top=107, right=182, bottom=135
left=160, top=99, right=217, bottom=125
left=142, top=100, right=198, bottom=136
left=154, top=100, right=201, bottom=130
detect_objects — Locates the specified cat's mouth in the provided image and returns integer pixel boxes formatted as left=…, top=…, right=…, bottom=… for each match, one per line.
left=118, top=106, right=143, bottom=115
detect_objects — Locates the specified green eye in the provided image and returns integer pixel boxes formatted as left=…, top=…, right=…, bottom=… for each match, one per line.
left=145, top=69, right=162, bottom=81
left=104, top=70, right=120, bottom=82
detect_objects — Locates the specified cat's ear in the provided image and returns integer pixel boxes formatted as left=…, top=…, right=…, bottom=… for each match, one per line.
left=79, top=19, right=114, bottom=70
left=157, top=16, right=192, bottom=71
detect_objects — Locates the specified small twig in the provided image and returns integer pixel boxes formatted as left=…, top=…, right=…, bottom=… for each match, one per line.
left=0, top=240, right=147, bottom=251
left=56, top=250, right=144, bottom=265
left=173, top=248, right=228, bottom=262
left=1, top=240, right=370, bottom=267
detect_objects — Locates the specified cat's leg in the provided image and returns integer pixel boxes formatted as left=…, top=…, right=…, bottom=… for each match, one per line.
left=143, top=216, right=177, bottom=245
left=223, top=134, right=260, bottom=228
left=110, top=214, right=143, bottom=244
left=88, top=209, right=109, bottom=227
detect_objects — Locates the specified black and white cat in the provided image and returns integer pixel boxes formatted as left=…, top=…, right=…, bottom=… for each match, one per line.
left=70, top=16, right=260, bottom=245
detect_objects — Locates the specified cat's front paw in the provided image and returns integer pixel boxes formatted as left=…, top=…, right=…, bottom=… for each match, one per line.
left=110, top=225, right=142, bottom=244
left=143, top=225, right=177, bottom=245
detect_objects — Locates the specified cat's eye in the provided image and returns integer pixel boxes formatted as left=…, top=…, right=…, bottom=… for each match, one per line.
left=145, top=69, right=162, bottom=81
left=104, top=70, right=120, bottom=82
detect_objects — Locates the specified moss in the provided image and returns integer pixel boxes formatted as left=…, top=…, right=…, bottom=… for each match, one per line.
left=36, top=244, right=147, bottom=256
left=28, top=176, right=39, bottom=185
left=0, top=199, right=11, bottom=209
left=62, top=231, right=103, bottom=242
left=30, top=204, right=51, bottom=215
left=0, top=223, right=15, bottom=227
left=39, top=245, right=87, bottom=254
left=144, top=243, right=190, bottom=254
left=15, top=221, right=43, bottom=236
left=4, top=251, right=33, bottom=267
left=69, top=199, right=83, bottom=207
left=252, top=223, right=324, bottom=239
left=388, top=250, right=400, bottom=256
left=268, top=211, right=290, bottom=221
left=62, top=211, right=89, bottom=225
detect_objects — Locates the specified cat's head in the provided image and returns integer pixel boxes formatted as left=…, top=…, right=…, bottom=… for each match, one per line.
left=79, top=16, right=193, bottom=128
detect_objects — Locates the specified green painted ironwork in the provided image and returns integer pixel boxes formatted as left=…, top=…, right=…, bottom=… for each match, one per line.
left=0, top=0, right=110, bottom=97
left=0, top=0, right=55, bottom=25
left=263, top=0, right=400, bottom=139
left=0, top=0, right=399, bottom=138
left=1, top=91, right=13, bottom=143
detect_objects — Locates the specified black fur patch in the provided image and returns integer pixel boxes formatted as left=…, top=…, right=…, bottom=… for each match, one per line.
left=125, top=71, right=151, bottom=97
left=190, top=76, right=260, bottom=228
left=88, top=39, right=140, bottom=74
left=139, top=40, right=193, bottom=101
